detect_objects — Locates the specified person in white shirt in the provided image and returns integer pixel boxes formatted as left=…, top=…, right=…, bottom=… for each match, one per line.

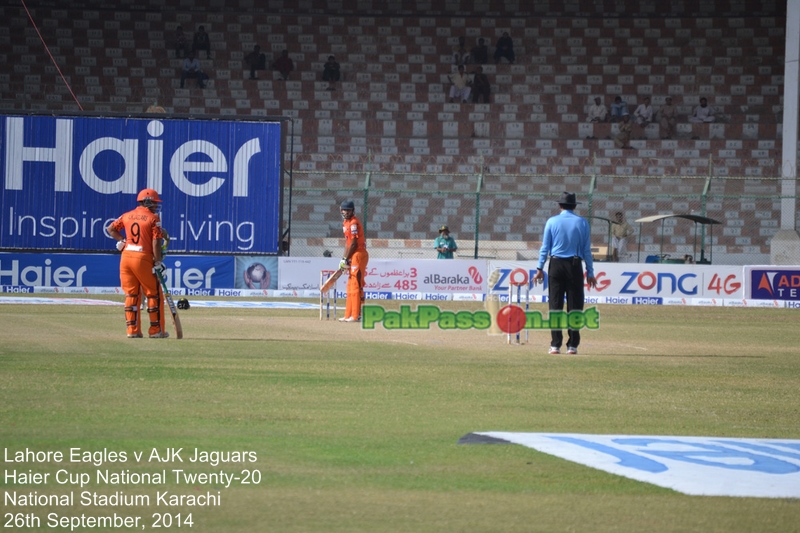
left=448, top=64, right=471, bottom=103
left=180, top=51, right=208, bottom=89
left=689, top=97, right=715, bottom=123
left=634, top=96, right=654, bottom=133
left=586, top=97, right=608, bottom=123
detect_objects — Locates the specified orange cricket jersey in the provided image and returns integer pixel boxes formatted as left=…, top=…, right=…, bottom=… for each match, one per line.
left=343, top=215, right=367, bottom=252
left=110, top=206, right=163, bottom=260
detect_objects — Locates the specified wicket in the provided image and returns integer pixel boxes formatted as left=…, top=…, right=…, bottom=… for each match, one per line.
left=319, top=269, right=338, bottom=320
left=507, top=279, right=530, bottom=345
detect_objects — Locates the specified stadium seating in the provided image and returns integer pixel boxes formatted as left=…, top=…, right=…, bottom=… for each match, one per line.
left=0, top=1, right=787, bottom=260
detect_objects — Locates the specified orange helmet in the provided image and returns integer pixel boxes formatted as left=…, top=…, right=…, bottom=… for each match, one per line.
left=137, top=188, right=162, bottom=203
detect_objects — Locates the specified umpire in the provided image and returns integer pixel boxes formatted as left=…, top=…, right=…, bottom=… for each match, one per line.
left=533, top=192, right=598, bottom=355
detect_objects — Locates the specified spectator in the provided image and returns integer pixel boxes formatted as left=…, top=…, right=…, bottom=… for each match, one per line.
left=192, top=25, right=211, bottom=59
left=614, top=113, right=633, bottom=149
left=322, top=55, right=340, bottom=90
left=448, top=64, right=471, bottom=103
left=174, top=26, right=188, bottom=58
left=610, top=96, right=629, bottom=123
left=659, top=96, right=678, bottom=139
left=586, top=96, right=607, bottom=123
left=634, top=96, right=653, bottom=124
left=434, top=225, right=458, bottom=259
left=453, top=36, right=470, bottom=65
left=145, top=99, right=165, bottom=113
left=611, top=211, right=635, bottom=262
left=689, top=97, right=715, bottom=123
left=470, top=66, right=490, bottom=104
left=633, top=96, right=654, bottom=136
left=180, top=50, right=208, bottom=89
left=470, top=38, right=489, bottom=64
left=272, top=49, right=294, bottom=81
left=494, top=31, right=515, bottom=64
left=244, top=44, right=266, bottom=80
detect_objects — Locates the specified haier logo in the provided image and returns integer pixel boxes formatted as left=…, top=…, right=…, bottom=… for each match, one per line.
left=751, top=270, right=800, bottom=300
left=3, top=117, right=261, bottom=197
left=632, top=297, right=662, bottom=305
left=424, top=294, right=449, bottom=301
left=216, top=289, right=243, bottom=297
left=0, top=258, right=86, bottom=287
left=392, top=293, right=420, bottom=300
left=1, top=115, right=281, bottom=254
left=620, top=271, right=698, bottom=295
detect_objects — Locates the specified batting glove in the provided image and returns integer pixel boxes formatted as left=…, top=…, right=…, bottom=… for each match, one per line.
left=152, top=261, right=166, bottom=276
left=338, top=258, right=349, bottom=270
left=115, top=239, right=126, bottom=251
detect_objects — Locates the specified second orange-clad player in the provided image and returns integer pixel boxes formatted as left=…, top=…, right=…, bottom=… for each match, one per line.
left=338, top=200, right=369, bottom=322
left=107, top=188, right=169, bottom=338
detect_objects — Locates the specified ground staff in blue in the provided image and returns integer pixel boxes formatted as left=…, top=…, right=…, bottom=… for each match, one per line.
left=533, top=192, right=598, bottom=355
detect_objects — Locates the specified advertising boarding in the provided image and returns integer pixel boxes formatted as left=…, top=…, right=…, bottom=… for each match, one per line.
left=278, top=257, right=487, bottom=299
left=0, top=114, right=283, bottom=254
left=488, top=261, right=744, bottom=303
left=744, top=266, right=800, bottom=306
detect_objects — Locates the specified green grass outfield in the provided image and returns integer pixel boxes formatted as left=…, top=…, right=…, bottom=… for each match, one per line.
left=1, top=298, right=799, bottom=532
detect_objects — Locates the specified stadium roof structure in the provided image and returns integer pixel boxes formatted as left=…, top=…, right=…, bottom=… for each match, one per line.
left=633, top=214, right=721, bottom=264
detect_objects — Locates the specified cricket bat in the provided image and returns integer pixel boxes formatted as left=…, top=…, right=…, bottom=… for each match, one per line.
left=320, top=268, right=344, bottom=293
left=155, top=269, right=183, bottom=339
left=484, top=269, right=503, bottom=336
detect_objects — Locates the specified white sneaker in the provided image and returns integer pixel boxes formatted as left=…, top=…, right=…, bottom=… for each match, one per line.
left=127, top=333, right=143, bottom=338
left=344, top=316, right=359, bottom=322
left=549, top=347, right=560, bottom=355
left=567, top=347, right=578, bottom=355
left=149, top=331, right=170, bottom=338
left=338, top=317, right=349, bottom=322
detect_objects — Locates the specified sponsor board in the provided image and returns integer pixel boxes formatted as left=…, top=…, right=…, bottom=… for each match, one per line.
left=0, top=252, right=231, bottom=290
left=489, top=261, right=743, bottom=299
left=365, top=291, right=392, bottom=300
left=451, top=293, right=482, bottom=302
left=663, top=297, right=689, bottom=305
left=631, top=296, right=662, bottom=305
left=0, top=114, right=283, bottom=253
left=392, top=292, right=423, bottom=300
left=744, top=299, right=784, bottom=308
left=234, top=256, right=278, bottom=290
left=745, top=266, right=800, bottom=300
left=691, top=298, right=723, bottom=306
left=0, top=297, right=118, bottom=306
left=279, top=258, right=487, bottom=293
left=473, top=432, right=800, bottom=498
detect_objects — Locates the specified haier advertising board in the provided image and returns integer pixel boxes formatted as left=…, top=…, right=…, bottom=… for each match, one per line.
left=1, top=114, right=283, bottom=253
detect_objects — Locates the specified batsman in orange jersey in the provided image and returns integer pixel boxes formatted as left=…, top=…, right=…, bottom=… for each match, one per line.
left=338, top=200, right=369, bottom=322
left=107, top=188, right=169, bottom=338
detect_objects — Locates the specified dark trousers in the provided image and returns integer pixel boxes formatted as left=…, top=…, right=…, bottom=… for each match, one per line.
left=548, top=256, right=585, bottom=349
left=180, top=70, right=208, bottom=88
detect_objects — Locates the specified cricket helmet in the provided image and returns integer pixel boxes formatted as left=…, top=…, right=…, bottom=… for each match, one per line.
left=177, top=298, right=190, bottom=310
left=137, top=188, right=162, bottom=208
left=340, top=200, right=355, bottom=219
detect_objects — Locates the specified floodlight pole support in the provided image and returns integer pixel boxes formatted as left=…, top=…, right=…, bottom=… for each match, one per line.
left=474, top=158, right=484, bottom=259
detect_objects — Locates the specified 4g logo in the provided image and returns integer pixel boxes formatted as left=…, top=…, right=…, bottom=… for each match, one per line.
left=706, top=273, right=741, bottom=295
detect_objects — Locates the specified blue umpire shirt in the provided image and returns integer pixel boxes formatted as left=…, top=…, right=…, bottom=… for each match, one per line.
left=537, top=210, right=595, bottom=277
